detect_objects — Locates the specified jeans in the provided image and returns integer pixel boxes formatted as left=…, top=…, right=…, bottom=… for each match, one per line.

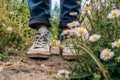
left=28, top=0, right=80, bottom=29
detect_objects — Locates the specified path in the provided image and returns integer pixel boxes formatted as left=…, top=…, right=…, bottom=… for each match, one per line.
left=0, top=47, right=74, bottom=80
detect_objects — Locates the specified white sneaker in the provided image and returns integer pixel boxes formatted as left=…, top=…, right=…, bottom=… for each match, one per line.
left=27, top=28, right=51, bottom=58
left=60, top=34, right=76, bottom=60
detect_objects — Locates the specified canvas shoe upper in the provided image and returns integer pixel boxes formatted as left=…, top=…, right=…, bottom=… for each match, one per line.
left=60, top=34, right=76, bottom=60
left=27, top=28, right=51, bottom=58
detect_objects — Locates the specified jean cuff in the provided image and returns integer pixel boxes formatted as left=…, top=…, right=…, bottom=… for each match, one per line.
left=59, top=20, right=74, bottom=29
left=29, top=17, right=51, bottom=29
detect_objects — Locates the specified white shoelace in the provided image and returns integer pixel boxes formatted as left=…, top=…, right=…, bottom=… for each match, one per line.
left=33, top=31, right=50, bottom=49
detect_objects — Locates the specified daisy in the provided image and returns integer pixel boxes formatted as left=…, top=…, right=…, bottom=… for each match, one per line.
left=101, top=0, right=105, bottom=4
left=107, top=9, right=120, bottom=19
left=67, top=21, right=80, bottom=28
left=72, top=27, right=89, bottom=38
left=57, top=70, right=70, bottom=78
left=83, top=4, right=90, bottom=11
left=89, top=34, right=101, bottom=42
left=100, top=49, right=114, bottom=61
left=61, top=29, right=70, bottom=36
left=69, top=12, right=78, bottom=16
left=69, top=28, right=76, bottom=36
left=112, top=39, right=120, bottom=48
left=78, top=27, right=89, bottom=38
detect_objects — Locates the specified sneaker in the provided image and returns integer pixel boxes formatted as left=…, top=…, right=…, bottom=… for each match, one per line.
left=60, top=34, right=76, bottom=60
left=27, top=28, right=51, bottom=58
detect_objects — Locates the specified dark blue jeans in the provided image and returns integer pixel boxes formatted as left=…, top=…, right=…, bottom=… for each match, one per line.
left=28, top=0, right=80, bottom=29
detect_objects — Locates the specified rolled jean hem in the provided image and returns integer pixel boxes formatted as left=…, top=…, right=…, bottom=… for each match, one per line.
left=29, top=17, right=51, bottom=29
left=59, top=20, right=75, bottom=29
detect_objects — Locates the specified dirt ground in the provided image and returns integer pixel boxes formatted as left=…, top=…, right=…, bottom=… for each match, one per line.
left=0, top=47, right=74, bottom=80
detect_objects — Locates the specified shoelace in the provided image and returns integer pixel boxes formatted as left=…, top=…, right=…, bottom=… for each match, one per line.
left=33, top=32, right=50, bottom=49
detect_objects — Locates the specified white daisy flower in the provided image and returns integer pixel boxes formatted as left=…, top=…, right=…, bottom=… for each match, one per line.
left=69, top=12, right=78, bottom=16
left=69, top=27, right=89, bottom=40
left=7, top=27, right=13, bottom=33
left=83, top=4, right=90, bottom=11
left=68, top=28, right=75, bottom=36
left=100, top=48, right=114, bottom=61
left=112, top=39, right=120, bottom=48
left=75, top=27, right=89, bottom=38
left=101, top=0, right=105, bottom=4
left=61, top=29, right=70, bottom=36
left=57, top=70, right=70, bottom=78
left=107, top=9, right=120, bottom=19
left=67, top=21, right=80, bottom=28
left=89, top=34, right=101, bottom=42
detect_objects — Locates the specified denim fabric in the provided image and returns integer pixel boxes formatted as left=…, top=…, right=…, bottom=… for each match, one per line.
left=28, top=0, right=51, bottom=29
left=28, top=0, right=80, bottom=29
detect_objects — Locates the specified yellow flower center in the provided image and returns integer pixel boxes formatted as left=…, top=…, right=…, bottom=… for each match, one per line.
left=104, top=52, right=110, bottom=57
left=79, top=29, right=84, bottom=34
left=116, top=41, right=120, bottom=46
left=59, top=45, right=64, bottom=49
left=71, top=22, right=76, bottom=27
left=66, top=29, right=70, bottom=32
left=112, top=12, right=117, bottom=16
left=93, top=36, right=97, bottom=41
left=84, top=4, right=89, bottom=10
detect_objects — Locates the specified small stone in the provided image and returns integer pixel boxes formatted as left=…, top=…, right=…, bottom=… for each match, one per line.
left=5, top=62, right=13, bottom=66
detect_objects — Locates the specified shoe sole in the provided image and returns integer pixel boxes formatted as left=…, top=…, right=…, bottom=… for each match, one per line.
left=61, top=52, right=77, bottom=60
left=59, top=49, right=76, bottom=60
left=27, top=51, right=51, bottom=58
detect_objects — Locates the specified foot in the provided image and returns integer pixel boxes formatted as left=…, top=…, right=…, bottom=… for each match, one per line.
left=27, top=27, right=51, bottom=58
left=60, top=30, right=76, bottom=60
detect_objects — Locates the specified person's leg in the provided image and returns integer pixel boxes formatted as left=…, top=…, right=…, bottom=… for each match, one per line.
left=60, top=0, right=81, bottom=60
left=27, top=0, right=51, bottom=58
left=59, top=0, right=80, bottom=29
left=28, top=0, right=51, bottom=29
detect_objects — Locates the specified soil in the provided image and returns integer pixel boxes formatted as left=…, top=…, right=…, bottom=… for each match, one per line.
left=0, top=47, right=75, bottom=80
